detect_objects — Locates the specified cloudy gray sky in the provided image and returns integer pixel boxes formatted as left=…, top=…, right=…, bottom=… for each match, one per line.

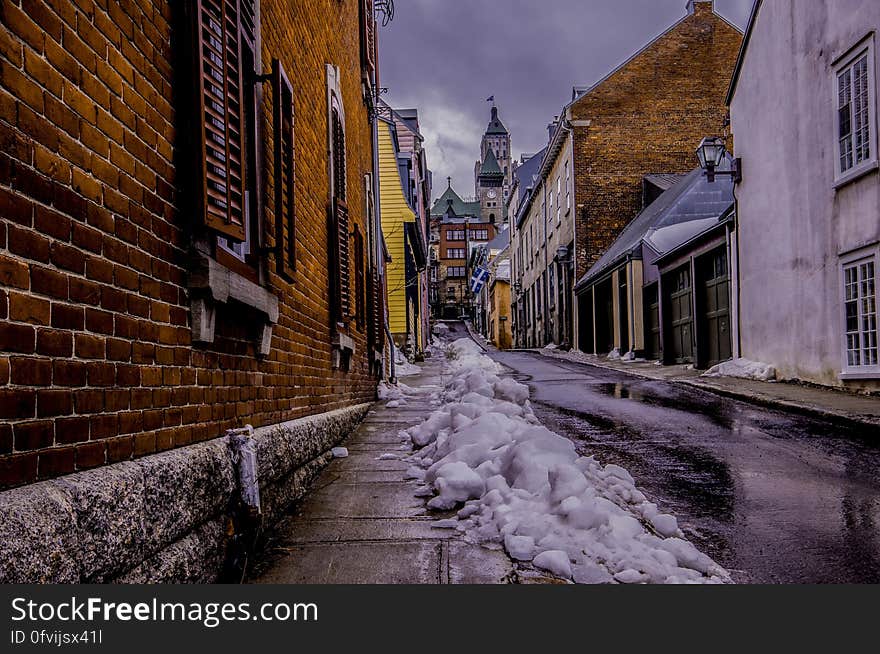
left=379, top=0, right=752, bottom=202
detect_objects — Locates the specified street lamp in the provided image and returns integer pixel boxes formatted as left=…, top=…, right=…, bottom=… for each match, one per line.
left=696, top=136, right=742, bottom=184
left=556, top=245, right=572, bottom=264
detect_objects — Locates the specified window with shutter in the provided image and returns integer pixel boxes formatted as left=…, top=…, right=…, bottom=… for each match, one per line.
left=192, top=0, right=257, bottom=242
left=360, top=0, right=377, bottom=80
left=354, top=226, right=365, bottom=329
left=333, top=198, right=351, bottom=323
left=273, top=59, right=296, bottom=280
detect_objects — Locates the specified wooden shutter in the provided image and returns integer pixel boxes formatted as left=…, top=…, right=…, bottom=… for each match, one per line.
left=273, top=59, right=296, bottom=280
left=333, top=198, right=351, bottom=322
left=367, top=265, right=377, bottom=351
left=354, top=226, right=365, bottom=329
left=331, top=109, right=346, bottom=201
left=360, top=0, right=376, bottom=79
left=192, top=0, right=254, bottom=241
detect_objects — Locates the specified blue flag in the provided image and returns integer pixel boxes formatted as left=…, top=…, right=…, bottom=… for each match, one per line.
left=486, top=95, right=494, bottom=102
left=470, top=267, right=491, bottom=294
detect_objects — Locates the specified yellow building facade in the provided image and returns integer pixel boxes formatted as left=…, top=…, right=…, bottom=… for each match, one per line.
left=377, top=119, right=422, bottom=349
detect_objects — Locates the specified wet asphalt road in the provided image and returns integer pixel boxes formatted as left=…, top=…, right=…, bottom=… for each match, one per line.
left=487, top=349, right=880, bottom=584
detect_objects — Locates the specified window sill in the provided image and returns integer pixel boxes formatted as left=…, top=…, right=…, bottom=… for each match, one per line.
left=839, top=369, right=880, bottom=381
left=332, top=332, right=356, bottom=371
left=189, top=253, right=279, bottom=357
left=833, top=160, right=879, bottom=190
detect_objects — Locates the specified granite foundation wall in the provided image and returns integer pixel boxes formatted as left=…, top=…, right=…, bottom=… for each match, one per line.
left=0, top=403, right=370, bottom=583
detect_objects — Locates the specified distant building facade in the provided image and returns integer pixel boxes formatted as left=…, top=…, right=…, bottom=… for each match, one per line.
left=509, top=150, right=548, bottom=348
left=728, top=0, right=880, bottom=390
left=474, top=104, right=513, bottom=224
left=488, top=249, right=513, bottom=351
left=429, top=181, right=494, bottom=319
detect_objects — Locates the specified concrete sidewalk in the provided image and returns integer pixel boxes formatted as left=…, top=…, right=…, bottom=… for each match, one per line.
left=247, top=355, right=515, bottom=584
left=537, top=348, right=880, bottom=431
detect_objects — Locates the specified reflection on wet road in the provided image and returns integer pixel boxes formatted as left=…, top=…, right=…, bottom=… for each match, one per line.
left=492, top=350, right=880, bottom=584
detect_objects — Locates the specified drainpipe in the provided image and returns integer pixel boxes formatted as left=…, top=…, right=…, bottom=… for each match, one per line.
left=732, top=198, right=743, bottom=359
left=228, top=425, right=260, bottom=517
left=542, top=182, right=550, bottom=345
left=224, top=424, right=262, bottom=582
left=386, top=323, right=397, bottom=383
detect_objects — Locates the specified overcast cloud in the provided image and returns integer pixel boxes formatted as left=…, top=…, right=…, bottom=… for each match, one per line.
left=379, top=0, right=753, bottom=201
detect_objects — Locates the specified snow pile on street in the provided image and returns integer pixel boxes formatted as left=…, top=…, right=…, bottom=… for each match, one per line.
left=392, top=346, right=421, bottom=377
left=703, top=358, right=776, bottom=382
left=544, top=343, right=559, bottom=351
left=432, top=323, right=449, bottom=335
left=378, top=379, right=440, bottom=409
left=404, top=338, right=728, bottom=584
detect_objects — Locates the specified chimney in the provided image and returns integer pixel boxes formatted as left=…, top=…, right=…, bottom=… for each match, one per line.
left=686, top=0, right=714, bottom=15
left=547, top=116, right=559, bottom=142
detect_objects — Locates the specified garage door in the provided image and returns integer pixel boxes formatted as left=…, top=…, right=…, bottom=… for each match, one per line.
left=697, top=249, right=732, bottom=369
left=665, top=266, right=693, bottom=364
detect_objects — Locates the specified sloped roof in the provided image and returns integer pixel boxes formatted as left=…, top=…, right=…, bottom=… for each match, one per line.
left=431, top=182, right=480, bottom=218
left=644, top=173, right=687, bottom=191
left=726, top=0, right=763, bottom=105
left=486, top=228, right=510, bottom=252
left=575, top=163, right=735, bottom=290
left=479, top=148, right=504, bottom=177
left=485, top=106, right=508, bottom=135
left=515, top=148, right=546, bottom=192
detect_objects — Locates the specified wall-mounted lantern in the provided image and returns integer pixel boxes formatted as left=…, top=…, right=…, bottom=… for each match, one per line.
left=696, top=136, right=742, bottom=184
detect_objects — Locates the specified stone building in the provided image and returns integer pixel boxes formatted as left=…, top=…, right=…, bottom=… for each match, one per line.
left=509, top=149, right=547, bottom=348
left=728, top=0, right=880, bottom=390
left=474, top=103, right=513, bottom=223
left=429, top=180, right=494, bottom=319
left=511, top=1, right=741, bottom=352
left=0, top=0, right=386, bottom=582
left=574, top=0, right=740, bottom=352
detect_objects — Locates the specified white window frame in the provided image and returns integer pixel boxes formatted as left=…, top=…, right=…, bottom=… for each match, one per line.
left=565, top=163, right=571, bottom=214
left=839, top=245, right=880, bottom=379
left=556, top=177, right=562, bottom=225
left=833, top=35, right=878, bottom=188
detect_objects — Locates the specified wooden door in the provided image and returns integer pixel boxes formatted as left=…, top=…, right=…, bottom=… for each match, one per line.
left=665, top=266, right=693, bottom=364
left=697, top=249, right=732, bottom=369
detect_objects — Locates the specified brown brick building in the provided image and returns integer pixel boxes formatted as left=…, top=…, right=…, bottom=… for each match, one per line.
left=0, top=0, right=388, bottom=581
left=566, top=0, right=742, bottom=348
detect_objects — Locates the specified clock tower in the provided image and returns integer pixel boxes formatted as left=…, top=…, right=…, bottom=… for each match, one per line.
left=475, top=102, right=512, bottom=224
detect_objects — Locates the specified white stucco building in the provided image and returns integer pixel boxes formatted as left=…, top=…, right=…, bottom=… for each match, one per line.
left=729, top=0, right=880, bottom=390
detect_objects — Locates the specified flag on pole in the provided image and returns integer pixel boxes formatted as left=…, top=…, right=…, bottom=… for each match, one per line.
left=486, top=95, right=494, bottom=102
left=470, top=267, right=491, bottom=294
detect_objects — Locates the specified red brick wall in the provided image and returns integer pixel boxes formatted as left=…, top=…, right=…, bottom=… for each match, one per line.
left=571, top=4, right=742, bottom=280
left=0, top=0, right=378, bottom=489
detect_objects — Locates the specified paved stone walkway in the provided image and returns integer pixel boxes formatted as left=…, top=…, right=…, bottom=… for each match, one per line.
left=248, top=354, right=515, bottom=584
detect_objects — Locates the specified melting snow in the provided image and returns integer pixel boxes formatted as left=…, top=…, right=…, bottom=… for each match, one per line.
left=703, top=358, right=777, bottom=382
left=402, top=337, right=730, bottom=585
